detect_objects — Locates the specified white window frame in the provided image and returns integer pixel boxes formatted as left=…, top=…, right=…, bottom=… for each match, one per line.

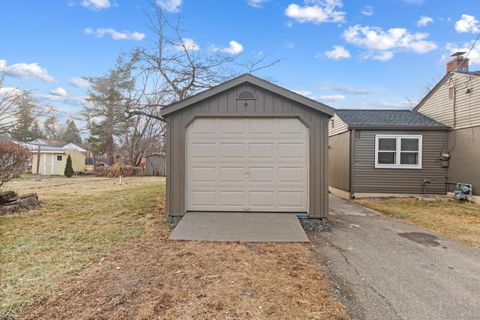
left=375, top=134, right=422, bottom=169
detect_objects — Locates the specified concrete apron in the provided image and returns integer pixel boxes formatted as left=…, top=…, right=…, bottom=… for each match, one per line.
left=169, top=212, right=309, bottom=243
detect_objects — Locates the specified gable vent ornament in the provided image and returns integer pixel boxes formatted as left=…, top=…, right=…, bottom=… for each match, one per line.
left=237, top=90, right=255, bottom=100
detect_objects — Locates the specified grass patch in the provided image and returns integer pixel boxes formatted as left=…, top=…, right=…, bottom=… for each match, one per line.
left=356, top=197, right=480, bottom=249
left=0, top=177, right=164, bottom=319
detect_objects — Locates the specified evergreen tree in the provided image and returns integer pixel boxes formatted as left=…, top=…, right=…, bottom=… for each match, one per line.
left=64, top=155, right=74, bottom=177
left=11, top=93, right=37, bottom=142
left=31, top=120, right=43, bottom=140
left=61, top=120, right=82, bottom=143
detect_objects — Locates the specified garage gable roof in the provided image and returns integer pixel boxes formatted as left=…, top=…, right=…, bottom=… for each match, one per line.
left=160, top=73, right=334, bottom=117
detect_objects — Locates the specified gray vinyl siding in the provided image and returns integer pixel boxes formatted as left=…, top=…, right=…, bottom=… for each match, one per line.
left=329, top=113, right=349, bottom=136
left=165, top=84, right=330, bottom=218
left=447, top=127, right=480, bottom=195
left=328, top=131, right=350, bottom=192
left=352, top=130, right=448, bottom=195
left=418, top=73, right=480, bottom=129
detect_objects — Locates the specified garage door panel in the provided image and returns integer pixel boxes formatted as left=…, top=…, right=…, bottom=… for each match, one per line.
left=278, top=191, right=304, bottom=208
left=190, top=166, right=217, bottom=182
left=278, top=142, right=304, bottom=159
left=248, top=119, right=275, bottom=134
left=219, top=167, right=245, bottom=183
left=248, top=167, right=275, bottom=183
left=248, top=142, right=275, bottom=160
left=190, top=142, right=217, bottom=159
left=189, top=191, right=217, bottom=207
left=219, top=142, right=246, bottom=159
left=248, top=191, right=275, bottom=209
left=186, top=118, right=308, bottom=212
left=278, top=167, right=304, bottom=183
left=219, top=191, right=245, bottom=207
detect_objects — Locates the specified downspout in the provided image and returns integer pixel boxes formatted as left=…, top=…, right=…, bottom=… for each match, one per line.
left=349, top=128, right=355, bottom=199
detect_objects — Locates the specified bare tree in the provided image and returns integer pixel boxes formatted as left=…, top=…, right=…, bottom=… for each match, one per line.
left=0, top=142, right=30, bottom=188
left=126, top=4, right=280, bottom=121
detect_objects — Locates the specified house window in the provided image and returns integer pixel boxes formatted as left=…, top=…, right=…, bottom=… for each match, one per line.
left=375, top=135, right=422, bottom=169
left=448, top=87, right=454, bottom=100
left=57, top=155, right=63, bottom=161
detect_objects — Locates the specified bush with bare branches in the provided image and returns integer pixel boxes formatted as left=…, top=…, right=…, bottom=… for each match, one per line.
left=0, top=142, right=30, bottom=188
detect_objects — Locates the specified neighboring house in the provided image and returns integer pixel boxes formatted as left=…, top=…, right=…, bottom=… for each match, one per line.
left=328, top=110, right=450, bottom=199
left=145, top=153, right=166, bottom=176
left=161, top=73, right=334, bottom=219
left=414, top=53, right=480, bottom=202
left=30, top=147, right=86, bottom=175
left=31, top=138, right=92, bottom=157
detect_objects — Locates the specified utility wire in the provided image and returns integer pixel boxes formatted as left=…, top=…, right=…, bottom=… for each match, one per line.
left=455, top=31, right=480, bottom=71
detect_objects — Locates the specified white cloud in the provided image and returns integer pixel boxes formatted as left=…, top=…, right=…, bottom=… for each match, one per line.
left=293, top=90, right=345, bottom=102
left=69, top=77, right=91, bottom=88
left=81, top=0, right=111, bottom=10
left=50, top=87, right=68, bottom=97
left=37, top=93, right=86, bottom=106
left=222, top=41, right=244, bottom=55
left=455, top=14, right=479, bottom=33
left=445, top=41, right=480, bottom=65
left=318, top=94, right=345, bottom=102
left=324, top=45, right=351, bottom=60
left=320, top=83, right=373, bottom=95
left=175, top=38, right=200, bottom=51
left=417, top=16, right=433, bottom=27
left=84, top=28, right=145, bottom=41
left=247, top=0, right=268, bottom=8
left=0, top=87, right=21, bottom=97
left=361, top=5, right=374, bottom=16
left=285, top=0, right=345, bottom=24
left=156, top=0, right=182, bottom=12
left=343, top=25, right=437, bottom=61
left=0, top=59, right=55, bottom=82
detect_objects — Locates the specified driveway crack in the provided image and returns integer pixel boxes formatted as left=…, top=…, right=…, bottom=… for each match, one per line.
left=316, top=235, right=404, bottom=320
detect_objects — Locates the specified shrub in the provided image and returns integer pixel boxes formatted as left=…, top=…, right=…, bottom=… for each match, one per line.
left=64, top=155, right=74, bottom=177
left=0, top=142, right=30, bottom=188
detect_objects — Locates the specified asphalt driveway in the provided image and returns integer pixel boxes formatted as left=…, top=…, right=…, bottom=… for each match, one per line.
left=309, top=195, right=480, bottom=320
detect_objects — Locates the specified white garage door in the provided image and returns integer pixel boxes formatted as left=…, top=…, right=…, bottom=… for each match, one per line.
left=186, top=118, right=309, bottom=212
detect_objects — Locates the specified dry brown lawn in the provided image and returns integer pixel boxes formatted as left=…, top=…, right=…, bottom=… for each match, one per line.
left=356, top=197, right=480, bottom=249
left=2, top=176, right=350, bottom=320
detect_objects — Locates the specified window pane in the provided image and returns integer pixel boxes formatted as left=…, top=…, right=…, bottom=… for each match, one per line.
left=401, top=138, right=419, bottom=151
left=378, top=152, right=396, bottom=164
left=400, top=152, right=418, bottom=165
left=378, top=138, right=396, bottom=151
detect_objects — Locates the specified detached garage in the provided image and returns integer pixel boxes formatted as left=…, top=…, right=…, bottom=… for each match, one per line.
left=161, top=74, right=334, bottom=219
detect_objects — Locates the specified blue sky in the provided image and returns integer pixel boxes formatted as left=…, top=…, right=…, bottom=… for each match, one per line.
left=1, top=0, right=479, bottom=119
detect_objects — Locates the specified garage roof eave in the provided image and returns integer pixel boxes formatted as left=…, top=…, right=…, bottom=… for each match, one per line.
left=160, top=73, right=335, bottom=118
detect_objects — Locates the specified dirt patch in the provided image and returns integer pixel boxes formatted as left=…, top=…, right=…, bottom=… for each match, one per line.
left=398, top=232, right=441, bottom=247
left=16, top=210, right=350, bottom=320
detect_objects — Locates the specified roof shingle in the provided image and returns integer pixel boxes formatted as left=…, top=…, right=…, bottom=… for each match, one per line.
left=335, top=109, right=450, bottom=130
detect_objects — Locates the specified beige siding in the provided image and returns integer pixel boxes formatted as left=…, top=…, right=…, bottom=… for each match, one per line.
left=165, top=84, right=330, bottom=218
left=418, top=73, right=480, bottom=129
left=447, top=127, right=480, bottom=195
left=328, top=113, right=349, bottom=136
left=32, top=151, right=85, bottom=175
left=328, top=131, right=350, bottom=192
left=352, top=130, right=448, bottom=195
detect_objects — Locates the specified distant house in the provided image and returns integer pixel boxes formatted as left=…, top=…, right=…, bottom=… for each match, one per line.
left=30, top=139, right=92, bottom=157
left=30, top=147, right=86, bottom=176
left=414, top=53, right=480, bottom=202
left=328, top=110, right=450, bottom=199
left=28, top=139, right=89, bottom=175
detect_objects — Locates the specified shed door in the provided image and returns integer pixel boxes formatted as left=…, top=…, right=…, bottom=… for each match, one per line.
left=186, top=118, right=309, bottom=212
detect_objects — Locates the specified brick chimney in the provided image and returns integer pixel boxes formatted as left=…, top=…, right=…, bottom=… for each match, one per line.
left=446, top=52, right=469, bottom=73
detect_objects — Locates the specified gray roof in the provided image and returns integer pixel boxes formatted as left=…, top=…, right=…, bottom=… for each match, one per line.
left=335, top=109, right=450, bottom=130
